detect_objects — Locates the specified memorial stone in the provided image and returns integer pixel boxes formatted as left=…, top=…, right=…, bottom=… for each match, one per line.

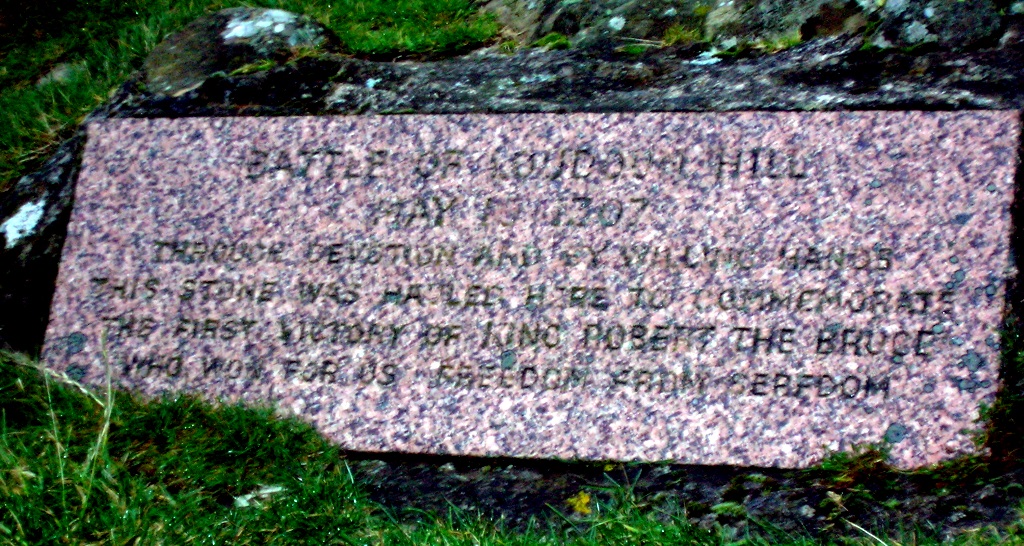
left=42, top=111, right=1018, bottom=468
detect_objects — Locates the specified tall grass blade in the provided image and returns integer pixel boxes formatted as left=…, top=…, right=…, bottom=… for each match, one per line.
left=80, top=332, right=113, bottom=517
left=41, top=361, right=67, bottom=514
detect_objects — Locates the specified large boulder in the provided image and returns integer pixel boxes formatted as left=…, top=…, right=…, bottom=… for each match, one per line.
left=1, top=7, right=1024, bottom=538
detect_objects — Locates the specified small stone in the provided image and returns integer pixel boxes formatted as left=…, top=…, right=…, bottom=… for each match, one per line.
left=952, top=213, right=972, bottom=225
left=500, top=350, right=517, bottom=369
left=36, top=63, right=84, bottom=87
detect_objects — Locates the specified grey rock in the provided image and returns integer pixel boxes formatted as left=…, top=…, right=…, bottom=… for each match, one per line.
left=705, top=0, right=849, bottom=44
left=482, top=0, right=1006, bottom=52
left=317, top=37, right=1024, bottom=113
left=479, top=0, right=549, bottom=44
left=722, top=0, right=1003, bottom=51
left=481, top=0, right=710, bottom=47
left=144, top=7, right=340, bottom=96
left=871, top=0, right=1002, bottom=50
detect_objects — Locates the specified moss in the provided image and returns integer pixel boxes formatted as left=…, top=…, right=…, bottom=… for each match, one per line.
left=710, top=501, right=747, bottom=517
left=752, top=29, right=803, bottom=53
left=228, top=59, right=278, bottom=76
left=532, top=32, right=572, bottom=50
left=615, top=43, right=651, bottom=56
left=0, top=0, right=501, bottom=193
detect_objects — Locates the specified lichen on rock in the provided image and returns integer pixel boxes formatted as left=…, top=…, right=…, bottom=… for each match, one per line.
left=143, top=7, right=339, bottom=97
left=870, top=0, right=1002, bottom=50
left=483, top=0, right=1008, bottom=52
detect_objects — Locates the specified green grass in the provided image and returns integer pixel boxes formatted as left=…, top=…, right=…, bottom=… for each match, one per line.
left=2, top=351, right=1022, bottom=544
left=0, top=352, right=728, bottom=544
left=0, top=0, right=498, bottom=193
left=0, top=352, right=371, bottom=543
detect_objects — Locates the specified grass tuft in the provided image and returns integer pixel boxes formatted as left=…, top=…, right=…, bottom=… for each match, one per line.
left=662, top=24, right=705, bottom=46
left=0, top=352, right=376, bottom=542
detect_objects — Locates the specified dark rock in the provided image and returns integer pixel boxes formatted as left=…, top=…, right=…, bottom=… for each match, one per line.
left=144, top=7, right=340, bottom=97
left=0, top=133, right=85, bottom=353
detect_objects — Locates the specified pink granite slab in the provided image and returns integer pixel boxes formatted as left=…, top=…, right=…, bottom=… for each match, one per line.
left=42, top=112, right=1019, bottom=468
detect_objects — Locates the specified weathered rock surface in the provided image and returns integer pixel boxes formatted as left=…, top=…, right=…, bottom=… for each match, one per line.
left=144, top=7, right=339, bottom=96
left=481, top=0, right=1008, bottom=51
left=2, top=5, right=1024, bottom=540
left=482, top=0, right=710, bottom=47
left=870, top=0, right=1003, bottom=50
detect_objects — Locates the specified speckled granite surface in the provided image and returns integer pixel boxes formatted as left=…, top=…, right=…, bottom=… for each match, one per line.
left=43, top=111, right=1019, bottom=468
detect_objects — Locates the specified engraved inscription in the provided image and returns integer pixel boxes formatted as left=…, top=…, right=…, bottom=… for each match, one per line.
left=43, top=112, right=1017, bottom=468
